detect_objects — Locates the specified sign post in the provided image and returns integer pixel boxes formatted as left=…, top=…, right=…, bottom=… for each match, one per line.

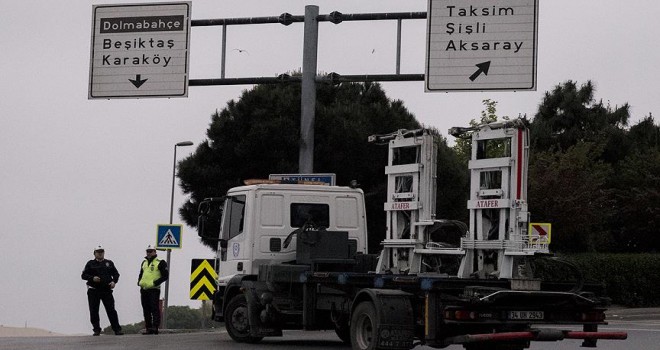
left=89, top=2, right=191, bottom=99
left=425, top=0, right=539, bottom=91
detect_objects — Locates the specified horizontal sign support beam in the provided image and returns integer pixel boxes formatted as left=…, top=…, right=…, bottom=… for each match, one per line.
left=321, top=12, right=427, bottom=22
left=191, top=12, right=426, bottom=27
left=190, top=73, right=424, bottom=86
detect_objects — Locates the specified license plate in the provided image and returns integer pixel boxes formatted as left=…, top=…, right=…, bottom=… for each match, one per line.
left=508, top=310, right=544, bottom=320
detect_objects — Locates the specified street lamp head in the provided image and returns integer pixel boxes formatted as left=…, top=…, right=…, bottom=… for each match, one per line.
left=176, top=141, right=194, bottom=147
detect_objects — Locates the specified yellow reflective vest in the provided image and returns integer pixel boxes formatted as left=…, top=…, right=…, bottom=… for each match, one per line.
left=139, top=258, right=162, bottom=290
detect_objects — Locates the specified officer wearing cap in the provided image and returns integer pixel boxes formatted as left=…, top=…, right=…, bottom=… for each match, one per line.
left=81, top=245, right=124, bottom=336
left=138, top=245, right=169, bottom=334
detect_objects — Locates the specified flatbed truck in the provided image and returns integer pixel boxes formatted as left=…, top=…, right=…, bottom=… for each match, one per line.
left=197, top=120, right=627, bottom=350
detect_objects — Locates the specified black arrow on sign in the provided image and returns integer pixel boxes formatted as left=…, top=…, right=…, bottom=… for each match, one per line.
left=469, top=61, right=491, bottom=81
left=129, top=74, right=148, bottom=88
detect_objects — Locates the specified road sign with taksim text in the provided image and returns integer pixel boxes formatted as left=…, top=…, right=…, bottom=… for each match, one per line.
left=425, top=0, right=538, bottom=91
left=89, top=2, right=191, bottom=99
left=156, top=224, right=182, bottom=249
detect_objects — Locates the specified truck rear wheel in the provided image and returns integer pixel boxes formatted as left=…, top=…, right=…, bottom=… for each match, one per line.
left=224, top=294, right=263, bottom=343
left=351, top=301, right=378, bottom=350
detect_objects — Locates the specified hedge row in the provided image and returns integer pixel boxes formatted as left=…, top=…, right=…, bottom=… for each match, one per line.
left=534, top=253, right=660, bottom=307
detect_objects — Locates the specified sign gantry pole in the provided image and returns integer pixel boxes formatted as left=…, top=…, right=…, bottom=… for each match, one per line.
left=298, top=5, right=319, bottom=174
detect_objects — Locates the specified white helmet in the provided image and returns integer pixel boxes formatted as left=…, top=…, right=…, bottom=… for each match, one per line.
left=146, top=245, right=156, bottom=251
left=94, top=245, right=105, bottom=252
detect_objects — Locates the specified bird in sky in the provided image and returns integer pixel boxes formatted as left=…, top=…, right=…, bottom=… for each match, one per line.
left=232, top=48, right=249, bottom=54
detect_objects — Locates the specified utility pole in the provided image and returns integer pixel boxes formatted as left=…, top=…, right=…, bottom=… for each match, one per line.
left=162, top=141, right=193, bottom=329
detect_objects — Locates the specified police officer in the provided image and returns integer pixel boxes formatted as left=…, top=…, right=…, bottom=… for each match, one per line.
left=138, top=245, right=169, bottom=335
left=81, top=245, right=124, bottom=336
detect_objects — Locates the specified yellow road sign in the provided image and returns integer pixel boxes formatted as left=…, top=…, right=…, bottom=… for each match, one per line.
left=190, top=259, right=217, bottom=300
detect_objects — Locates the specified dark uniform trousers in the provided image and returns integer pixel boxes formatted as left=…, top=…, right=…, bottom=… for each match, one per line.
left=87, top=288, right=121, bottom=332
left=140, top=288, right=161, bottom=330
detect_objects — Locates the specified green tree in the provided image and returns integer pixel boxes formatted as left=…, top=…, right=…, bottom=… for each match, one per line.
left=627, top=114, right=660, bottom=151
left=435, top=132, right=469, bottom=222
left=528, top=81, right=660, bottom=253
left=530, top=80, right=630, bottom=162
left=177, top=79, right=420, bottom=252
left=527, top=143, right=613, bottom=252
left=609, top=115, right=660, bottom=252
left=453, top=99, right=506, bottom=165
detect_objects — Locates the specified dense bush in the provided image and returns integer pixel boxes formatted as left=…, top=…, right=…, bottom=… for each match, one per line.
left=105, top=304, right=217, bottom=334
left=533, top=253, right=660, bottom=307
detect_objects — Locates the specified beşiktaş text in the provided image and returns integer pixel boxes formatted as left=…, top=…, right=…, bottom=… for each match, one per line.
left=100, top=37, right=176, bottom=68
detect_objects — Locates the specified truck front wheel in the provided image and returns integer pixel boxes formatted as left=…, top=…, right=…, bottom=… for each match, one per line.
left=224, top=294, right=263, bottom=343
left=351, top=301, right=378, bottom=350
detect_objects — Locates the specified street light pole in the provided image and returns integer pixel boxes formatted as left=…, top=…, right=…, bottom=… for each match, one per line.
left=162, top=140, right=193, bottom=329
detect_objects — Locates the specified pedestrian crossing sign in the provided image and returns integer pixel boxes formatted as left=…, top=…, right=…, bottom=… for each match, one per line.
left=156, top=224, right=182, bottom=249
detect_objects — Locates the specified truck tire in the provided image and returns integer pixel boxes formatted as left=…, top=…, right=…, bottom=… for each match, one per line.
left=224, top=294, right=263, bottom=343
left=351, top=301, right=378, bottom=350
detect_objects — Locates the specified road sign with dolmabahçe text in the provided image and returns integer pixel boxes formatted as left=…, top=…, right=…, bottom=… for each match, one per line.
left=89, top=2, right=191, bottom=99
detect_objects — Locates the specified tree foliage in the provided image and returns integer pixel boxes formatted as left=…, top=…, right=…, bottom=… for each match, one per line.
left=453, top=99, right=508, bottom=165
left=436, top=134, right=469, bottom=222
left=608, top=115, right=660, bottom=252
left=530, top=80, right=630, bottom=160
left=529, top=80, right=659, bottom=253
left=528, top=143, right=613, bottom=252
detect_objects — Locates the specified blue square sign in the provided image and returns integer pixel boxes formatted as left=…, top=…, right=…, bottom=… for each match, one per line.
left=156, top=224, right=182, bottom=249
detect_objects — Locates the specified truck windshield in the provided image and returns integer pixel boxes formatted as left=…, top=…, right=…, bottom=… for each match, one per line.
left=223, top=195, right=246, bottom=240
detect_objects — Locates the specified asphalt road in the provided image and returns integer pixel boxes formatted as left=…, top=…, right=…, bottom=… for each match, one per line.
left=2, top=308, right=658, bottom=350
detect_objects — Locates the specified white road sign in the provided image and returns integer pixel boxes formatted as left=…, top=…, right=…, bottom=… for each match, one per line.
left=425, top=0, right=538, bottom=92
left=89, top=2, right=191, bottom=99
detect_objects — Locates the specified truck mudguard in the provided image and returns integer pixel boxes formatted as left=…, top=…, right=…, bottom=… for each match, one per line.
left=221, top=274, right=255, bottom=314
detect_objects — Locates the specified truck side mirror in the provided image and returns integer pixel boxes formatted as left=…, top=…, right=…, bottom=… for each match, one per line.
left=197, top=198, right=224, bottom=240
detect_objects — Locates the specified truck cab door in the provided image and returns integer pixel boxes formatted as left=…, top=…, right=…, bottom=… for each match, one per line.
left=219, top=194, right=249, bottom=277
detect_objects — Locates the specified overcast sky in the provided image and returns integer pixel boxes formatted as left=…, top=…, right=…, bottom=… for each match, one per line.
left=1, top=0, right=658, bottom=335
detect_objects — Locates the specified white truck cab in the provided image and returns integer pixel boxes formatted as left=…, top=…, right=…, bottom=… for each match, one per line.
left=200, top=183, right=369, bottom=285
